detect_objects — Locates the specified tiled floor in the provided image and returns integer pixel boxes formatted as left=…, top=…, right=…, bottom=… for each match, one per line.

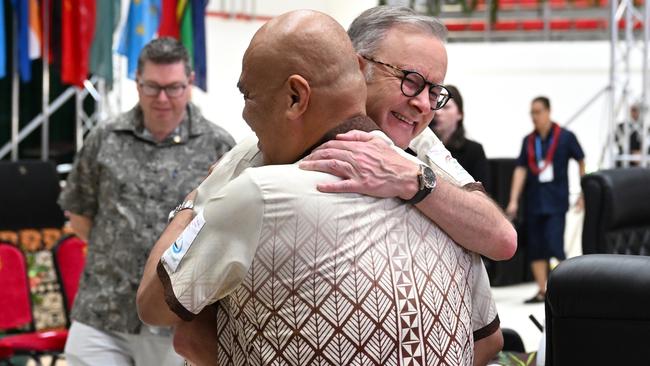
left=492, top=281, right=546, bottom=353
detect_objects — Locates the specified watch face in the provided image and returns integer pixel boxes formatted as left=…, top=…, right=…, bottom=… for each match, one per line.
left=421, top=166, right=437, bottom=189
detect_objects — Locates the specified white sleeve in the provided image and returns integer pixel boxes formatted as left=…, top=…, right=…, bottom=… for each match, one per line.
left=470, top=254, right=500, bottom=340
left=157, top=170, right=264, bottom=320
left=409, top=128, right=475, bottom=186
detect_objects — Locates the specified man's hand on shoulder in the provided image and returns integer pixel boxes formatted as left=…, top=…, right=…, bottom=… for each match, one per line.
left=299, top=130, right=419, bottom=200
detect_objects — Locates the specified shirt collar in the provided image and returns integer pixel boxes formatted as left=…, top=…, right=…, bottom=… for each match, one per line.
left=108, top=103, right=209, bottom=145
left=297, top=115, right=380, bottom=161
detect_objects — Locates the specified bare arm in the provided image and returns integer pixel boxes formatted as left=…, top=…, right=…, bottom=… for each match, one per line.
left=299, top=131, right=517, bottom=261
left=505, top=166, right=527, bottom=220
left=137, top=191, right=197, bottom=327
left=574, top=159, right=587, bottom=211
left=473, top=329, right=504, bottom=366
left=67, top=212, right=92, bottom=242
left=174, top=305, right=219, bottom=366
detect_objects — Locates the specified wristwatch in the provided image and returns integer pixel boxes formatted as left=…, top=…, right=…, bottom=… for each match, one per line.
left=403, top=165, right=437, bottom=205
left=167, top=200, right=194, bottom=223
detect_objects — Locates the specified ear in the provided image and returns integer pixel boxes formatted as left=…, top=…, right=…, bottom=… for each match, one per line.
left=286, top=75, right=310, bottom=120
left=357, top=54, right=367, bottom=74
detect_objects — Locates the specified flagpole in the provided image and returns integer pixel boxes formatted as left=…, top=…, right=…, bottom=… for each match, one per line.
left=42, top=0, right=50, bottom=161
left=11, top=6, right=19, bottom=161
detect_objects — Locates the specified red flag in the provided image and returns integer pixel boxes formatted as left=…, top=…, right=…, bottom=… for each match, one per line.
left=61, top=0, right=96, bottom=87
left=159, top=0, right=179, bottom=38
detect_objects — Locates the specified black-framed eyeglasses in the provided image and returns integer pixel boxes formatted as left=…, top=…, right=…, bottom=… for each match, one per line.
left=138, top=81, right=188, bottom=98
left=361, top=55, right=451, bottom=111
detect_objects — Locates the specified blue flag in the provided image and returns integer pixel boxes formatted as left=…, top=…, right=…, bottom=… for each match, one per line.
left=117, top=0, right=161, bottom=79
left=0, top=0, right=6, bottom=79
left=11, top=0, right=31, bottom=81
left=191, top=0, right=207, bottom=91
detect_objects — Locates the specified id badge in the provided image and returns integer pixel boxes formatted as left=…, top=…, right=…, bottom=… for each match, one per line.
left=538, top=162, right=554, bottom=183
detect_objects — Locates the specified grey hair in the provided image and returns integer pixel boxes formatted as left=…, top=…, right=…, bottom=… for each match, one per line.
left=348, top=6, right=447, bottom=57
left=137, top=37, right=192, bottom=77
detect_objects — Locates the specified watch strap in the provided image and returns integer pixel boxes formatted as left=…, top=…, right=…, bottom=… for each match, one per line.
left=402, top=186, right=432, bottom=205
left=402, top=165, right=435, bottom=205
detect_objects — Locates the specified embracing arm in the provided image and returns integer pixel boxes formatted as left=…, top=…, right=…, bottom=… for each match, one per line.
left=300, top=131, right=517, bottom=260
left=137, top=191, right=197, bottom=327
left=474, top=329, right=504, bottom=366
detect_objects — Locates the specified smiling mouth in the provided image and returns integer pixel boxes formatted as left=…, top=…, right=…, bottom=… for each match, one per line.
left=392, top=111, right=416, bottom=126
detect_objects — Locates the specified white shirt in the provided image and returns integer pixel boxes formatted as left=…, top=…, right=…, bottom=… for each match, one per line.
left=160, top=129, right=498, bottom=366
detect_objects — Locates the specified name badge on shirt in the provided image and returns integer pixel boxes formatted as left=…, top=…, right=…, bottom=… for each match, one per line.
left=538, top=162, right=554, bottom=183
left=162, top=212, right=206, bottom=273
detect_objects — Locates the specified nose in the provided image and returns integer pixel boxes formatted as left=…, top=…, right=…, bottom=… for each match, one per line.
left=408, top=88, right=433, bottom=115
left=156, top=89, right=170, bottom=102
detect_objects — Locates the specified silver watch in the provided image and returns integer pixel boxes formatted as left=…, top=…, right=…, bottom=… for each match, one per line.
left=167, top=200, right=194, bottom=223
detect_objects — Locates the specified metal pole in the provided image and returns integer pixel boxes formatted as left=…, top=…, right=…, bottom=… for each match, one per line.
left=0, top=82, right=92, bottom=159
left=11, top=7, right=19, bottom=161
left=41, top=0, right=50, bottom=161
left=614, top=0, right=634, bottom=168
left=642, top=0, right=650, bottom=167
left=76, top=88, right=84, bottom=152
left=608, top=0, right=618, bottom=168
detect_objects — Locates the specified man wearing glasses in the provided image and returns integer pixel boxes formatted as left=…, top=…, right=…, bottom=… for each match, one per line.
left=139, top=7, right=515, bottom=366
left=59, top=37, right=235, bottom=365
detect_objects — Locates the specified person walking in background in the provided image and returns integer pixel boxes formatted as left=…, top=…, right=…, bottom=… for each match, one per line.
left=58, top=37, right=235, bottom=365
left=615, top=102, right=644, bottom=166
left=506, top=96, right=585, bottom=304
left=430, top=84, right=489, bottom=184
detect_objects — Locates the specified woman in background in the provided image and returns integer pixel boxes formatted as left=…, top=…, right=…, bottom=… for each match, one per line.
left=431, top=84, right=489, bottom=185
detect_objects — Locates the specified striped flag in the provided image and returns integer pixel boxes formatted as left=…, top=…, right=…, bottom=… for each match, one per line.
left=117, top=0, right=161, bottom=79
left=177, top=0, right=193, bottom=65
left=157, top=0, right=208, bottom=91
left=28, top=0, right=41, bottom=59
left=159, top=0, right=179, bottom=38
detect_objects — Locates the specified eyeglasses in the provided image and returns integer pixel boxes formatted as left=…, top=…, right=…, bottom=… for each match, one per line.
left=361, top=55, right=451, bottom=111
left=138, top=81, right=188, bottom=98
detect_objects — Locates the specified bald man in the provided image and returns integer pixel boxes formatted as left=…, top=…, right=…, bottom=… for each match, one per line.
left=138, top=9, right=496, bottom=366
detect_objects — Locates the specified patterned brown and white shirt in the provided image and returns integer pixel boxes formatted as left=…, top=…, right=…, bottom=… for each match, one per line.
left=158, top=127, right=499, bottom=366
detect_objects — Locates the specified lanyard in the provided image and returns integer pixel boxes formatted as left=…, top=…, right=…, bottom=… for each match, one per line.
left=535, top=133, right=553, bottom=163
left=527, top=123, right=561, bottom=175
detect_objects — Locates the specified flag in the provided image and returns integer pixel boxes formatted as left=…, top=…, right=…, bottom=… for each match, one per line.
left=90, top=0, right=121, bottom=87
left=13, top=0, right=31, bottom=81
left=117, top=0, right=161, bottom=79
left=191, top=0, right=207, bottom=91
left=177, top=0, right=193, bottom=65
left=0, top=0, right=6, bottom=79
left=61, top=0, right=96, bottom=87
left=159, top=0, right=179, bottom=38
left=28, top=0, right=41, bottom=59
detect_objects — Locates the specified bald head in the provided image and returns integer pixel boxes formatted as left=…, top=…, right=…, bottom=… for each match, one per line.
left=238, top=10, right=367, bottom=164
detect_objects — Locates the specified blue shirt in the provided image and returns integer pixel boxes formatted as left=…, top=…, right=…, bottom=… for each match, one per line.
left=516, top=126, right=584, bottom=214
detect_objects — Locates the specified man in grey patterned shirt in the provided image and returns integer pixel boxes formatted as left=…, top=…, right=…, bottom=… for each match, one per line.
left=58, top=37, right=235, bottom=366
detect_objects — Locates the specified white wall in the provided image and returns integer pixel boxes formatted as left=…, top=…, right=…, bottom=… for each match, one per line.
left=111, top=3, right=645, bottom=197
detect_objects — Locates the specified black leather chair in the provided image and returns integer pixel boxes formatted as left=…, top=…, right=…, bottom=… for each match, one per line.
left=545, top=254, right=650, bottom=365
left=0, top=160, right=65, bottom=230
left=581, top=167, right=650, bottom=255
